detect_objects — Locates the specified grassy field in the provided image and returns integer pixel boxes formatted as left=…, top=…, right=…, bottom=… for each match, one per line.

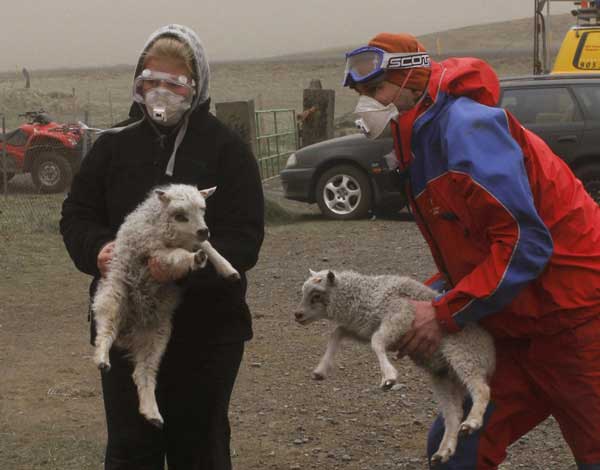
left=0, top=14, right=574, bottom=130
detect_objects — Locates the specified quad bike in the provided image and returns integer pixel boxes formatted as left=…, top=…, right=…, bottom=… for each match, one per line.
left=0, top=110, right=84, bottom=193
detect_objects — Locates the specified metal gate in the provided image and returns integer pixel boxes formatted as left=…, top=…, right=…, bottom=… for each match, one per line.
left=255, top=109, right=298, bottom=181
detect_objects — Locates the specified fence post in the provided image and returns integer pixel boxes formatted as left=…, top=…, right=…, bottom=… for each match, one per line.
left=82, top=110, right=90, bottom=158
left=2, top=115, right=6, bottom=196
left=301, top=79, right=335, bottom=148
left=215, top=100, right=257, bottom=155
left=108, top=90, right=114, bottom=126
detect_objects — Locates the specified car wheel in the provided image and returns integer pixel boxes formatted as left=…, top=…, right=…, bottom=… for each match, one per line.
left=315, top=165, right=372, bottom=220
left=0, top=172, right=14, bottom=190
left=32, top=151, right=73, bottom=193
left=576, top=163, right=600, bottom=205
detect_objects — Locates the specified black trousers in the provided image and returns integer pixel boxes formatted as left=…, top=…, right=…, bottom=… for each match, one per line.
left=100, top=339, right=245, bottom=470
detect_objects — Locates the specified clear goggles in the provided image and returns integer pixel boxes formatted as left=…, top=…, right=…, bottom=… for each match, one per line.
left=342, top=46, right=431, bottom=87
left=132, top=69, right=195, bottom=103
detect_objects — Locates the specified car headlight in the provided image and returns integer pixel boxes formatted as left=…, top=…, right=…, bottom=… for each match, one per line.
left=285, top=153, right=297, bottom=168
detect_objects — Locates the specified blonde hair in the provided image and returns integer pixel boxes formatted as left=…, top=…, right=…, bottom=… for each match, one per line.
left=143, top=37, right=195, bottom=78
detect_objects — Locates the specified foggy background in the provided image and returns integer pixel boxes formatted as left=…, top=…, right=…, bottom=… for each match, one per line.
left=0, top=0, right=574, bottom=72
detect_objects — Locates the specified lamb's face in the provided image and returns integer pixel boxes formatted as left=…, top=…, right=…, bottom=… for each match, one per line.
left=156, top=185, right=216, bottom=250
left=294, top=270, right=335, bottom=325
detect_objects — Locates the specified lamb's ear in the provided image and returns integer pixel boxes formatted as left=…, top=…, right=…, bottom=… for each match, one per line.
left=199, top=186, right=217, bottom=199
left=155, top=189, right=170, bottom=205
left=309, top=269, right=318, bottom=277
left=327, top=271, right=336, bottom=285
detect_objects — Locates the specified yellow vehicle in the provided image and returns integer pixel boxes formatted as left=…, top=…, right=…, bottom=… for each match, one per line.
left=553, top=26, right=600, bottom=73
left=534, top=0, right=600, bottom=74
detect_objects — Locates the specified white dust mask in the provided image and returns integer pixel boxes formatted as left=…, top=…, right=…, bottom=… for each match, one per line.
left=144, top=88, right=191, bottom=127
left=354, top=95, right=399, bottom=140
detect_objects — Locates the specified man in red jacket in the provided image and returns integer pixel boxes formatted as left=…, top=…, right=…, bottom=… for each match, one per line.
left=344, top=33, right=600, bottom=469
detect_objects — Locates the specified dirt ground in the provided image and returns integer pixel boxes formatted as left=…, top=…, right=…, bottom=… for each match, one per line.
left=0, top=182, right=578, bottom=470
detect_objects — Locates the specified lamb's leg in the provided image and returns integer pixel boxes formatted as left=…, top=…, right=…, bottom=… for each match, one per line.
left=430, top=375, right=464, bottom=465
left=458, top=376, right=490, bottom=435
left=312, top=326, right=348, bottom=380
left=131, top=317, right=172, bottom=429
left=371, top=326, right=399, bottom=390
left=198, top=240, right=240, bottom=281
left=444, top=343, right=491, bottom=436
left=153, top=248, right=204, bottom=280
left=92, top=278, right=126, bottom=371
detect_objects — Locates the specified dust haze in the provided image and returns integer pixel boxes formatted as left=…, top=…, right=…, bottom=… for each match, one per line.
left=0, top=0, right=573, bottom=72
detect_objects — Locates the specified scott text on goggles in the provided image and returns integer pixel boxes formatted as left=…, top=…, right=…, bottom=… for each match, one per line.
left=386, top=53, right=430, bottom=70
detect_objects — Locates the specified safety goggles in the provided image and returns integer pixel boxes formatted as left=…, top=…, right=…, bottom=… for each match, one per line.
left=132, top=69, right=195, bottom=103
left=342, top=46, right=431, bottom=87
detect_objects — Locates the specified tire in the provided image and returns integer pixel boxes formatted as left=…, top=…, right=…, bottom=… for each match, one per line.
left=31, top=151, right=73, bottom=193
left=576, top=163, right=600, bottom=205
left=315, top=165, right=372, bottom=220
left=0, top=172, right=14, bottom=191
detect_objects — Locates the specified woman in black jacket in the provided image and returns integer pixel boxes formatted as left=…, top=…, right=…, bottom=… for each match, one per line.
left=60, top=24, right=264, bottom=470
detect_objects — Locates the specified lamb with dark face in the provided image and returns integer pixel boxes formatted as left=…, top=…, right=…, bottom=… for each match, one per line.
left=295, top=269, right=496, bottom=465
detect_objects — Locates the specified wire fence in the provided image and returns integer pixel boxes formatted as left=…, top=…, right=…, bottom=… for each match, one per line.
left=0, top=104, right=299, bottom=235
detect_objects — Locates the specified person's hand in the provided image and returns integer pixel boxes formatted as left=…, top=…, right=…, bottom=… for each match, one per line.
left=97, top=241, right=115, bottom=278
left=395, top=300, right=444, bottom=359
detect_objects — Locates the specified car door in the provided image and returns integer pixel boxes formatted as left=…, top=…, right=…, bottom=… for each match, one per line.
left=500, top=86, right=584, bottom=164
left=572, top=84, right=600, bottom=159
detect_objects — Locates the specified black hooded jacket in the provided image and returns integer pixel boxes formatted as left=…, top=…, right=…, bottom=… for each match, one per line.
left=60, top=101, right=265, bottom=345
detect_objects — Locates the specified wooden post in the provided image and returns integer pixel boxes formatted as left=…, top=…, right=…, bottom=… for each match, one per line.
left=300, top=79, right=335, bottom=148
left=215, top=100, right=257, bottom=155
left=22, top=68, right=30, bottom=89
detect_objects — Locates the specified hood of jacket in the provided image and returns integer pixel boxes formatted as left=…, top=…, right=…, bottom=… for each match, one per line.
left=393, top=57, right=501, bottom=168
left=434, top=57, right=500, bottom=107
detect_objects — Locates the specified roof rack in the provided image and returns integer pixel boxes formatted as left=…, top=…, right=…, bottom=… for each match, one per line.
left=572, top=1, right=600, bottom=24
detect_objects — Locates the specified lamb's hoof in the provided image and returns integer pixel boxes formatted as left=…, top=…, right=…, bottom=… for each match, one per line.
left=194, top=251, right=208, bottom=268
left=431, top=448, right=454, bottom=465
left=226, top=271, right=241, bottom=282
left=459, top=419, right=482, bottom=436
left=381, top=379, right=396, bottom=390
left=97, top=362, right=111, bottom=373
left=148, top=418, right=164, bottom=430
left=311, top=371, right=326, bottom=381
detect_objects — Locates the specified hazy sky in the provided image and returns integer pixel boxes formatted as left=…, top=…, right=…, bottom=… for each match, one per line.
left=0, top=0, right=574, bottom=72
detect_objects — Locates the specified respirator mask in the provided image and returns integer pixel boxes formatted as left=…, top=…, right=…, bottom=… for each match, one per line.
left=354, top=96, right=399, bottom=139
left=133, top=69, right=195, bottom=126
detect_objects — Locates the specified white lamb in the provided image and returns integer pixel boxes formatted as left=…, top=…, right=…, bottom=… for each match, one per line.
left=92, top=184, right=239, bottom=428
left=295, top=269, right=495, bottom=464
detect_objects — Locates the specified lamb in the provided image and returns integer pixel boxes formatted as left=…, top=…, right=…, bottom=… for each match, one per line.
left=92, top=183, right=239, bottom=428
left=294, top=269, right=495, bottom=464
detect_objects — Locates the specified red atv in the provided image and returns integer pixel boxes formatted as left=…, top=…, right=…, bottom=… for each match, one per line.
left=0, top=110, right=84, bottom=193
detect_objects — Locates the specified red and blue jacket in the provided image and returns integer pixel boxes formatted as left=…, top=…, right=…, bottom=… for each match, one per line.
left=392, top=58, right=600, bottom=339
